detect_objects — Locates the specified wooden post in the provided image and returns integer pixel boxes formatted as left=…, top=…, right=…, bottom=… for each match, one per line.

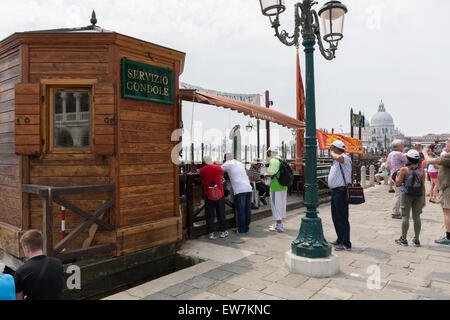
left=186, top=175, right=194, bottom=239
left=201, top=143, right=204, bottom=162
left=265, top=90, right=271, bottom=148
left=245, top=145, right=248, bottom=168
left=257, top=120, right=261, bottom=159
left=43, top=196, right=54, bottom=256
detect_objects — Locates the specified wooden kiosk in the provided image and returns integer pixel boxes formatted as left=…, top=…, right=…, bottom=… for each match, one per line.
left=0, top=16, right=185, bottom=264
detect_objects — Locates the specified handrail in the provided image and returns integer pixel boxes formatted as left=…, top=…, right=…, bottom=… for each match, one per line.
left=22, top=184, right=116, bottom=262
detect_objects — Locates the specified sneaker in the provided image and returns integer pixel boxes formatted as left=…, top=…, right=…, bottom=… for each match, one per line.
left=412, top=237, right=421, bottom=247
left=209, top=233, right=216, bottom=240
left=220, top=231, right=229, bottom=238
left=392, top=214, right=402, bottom=220
left=395, top=237, right=408, bottom=246
left=269, top=224, right=284, bottom=232
left=389, top=189, right=395, bottom=193
left=435, top=236, right=450, bottom=245
left=328, top=240, right=339, bottom=246
left=334, top=244, right=351, bottom=251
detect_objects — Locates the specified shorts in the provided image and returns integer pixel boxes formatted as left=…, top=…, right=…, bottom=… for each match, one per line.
left=440, top=188, right=450, bottom=209
left=429, top=172, right=438, bottom=180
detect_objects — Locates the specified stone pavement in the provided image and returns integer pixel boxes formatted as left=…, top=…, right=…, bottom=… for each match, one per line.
left=105, top=184, right=450, bottom=300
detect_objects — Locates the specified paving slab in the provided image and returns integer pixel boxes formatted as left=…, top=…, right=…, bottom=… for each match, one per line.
left=105, top=184, right=450, bottom=300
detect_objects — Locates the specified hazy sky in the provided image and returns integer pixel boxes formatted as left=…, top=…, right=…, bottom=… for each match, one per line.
left=1, top=0, right=449, bottom=147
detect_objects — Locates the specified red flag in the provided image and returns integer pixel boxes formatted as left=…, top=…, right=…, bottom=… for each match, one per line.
left=316, top=130, right=365, bottom=155
left=296, top=45, right=306, bottom=169
left=297, top=46, right=306, bottom=123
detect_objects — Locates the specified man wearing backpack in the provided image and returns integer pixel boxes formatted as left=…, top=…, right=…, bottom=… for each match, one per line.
left=264, top=147, right=291, bottom=232
left=200, top=155, right=229, bottom=240
left=394, top=150, right=426, bottom=247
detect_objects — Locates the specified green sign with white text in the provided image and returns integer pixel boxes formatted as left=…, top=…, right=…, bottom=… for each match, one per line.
left=122, top=57, right=175, bottom=105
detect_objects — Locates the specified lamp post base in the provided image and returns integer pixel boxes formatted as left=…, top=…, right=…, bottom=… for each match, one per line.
left=285, top=251, right=340, bottom=278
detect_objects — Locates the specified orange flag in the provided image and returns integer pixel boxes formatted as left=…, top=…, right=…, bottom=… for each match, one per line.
left=316, top=130, right=364, bottom=155
left=296, top=45, right=306, bottom=162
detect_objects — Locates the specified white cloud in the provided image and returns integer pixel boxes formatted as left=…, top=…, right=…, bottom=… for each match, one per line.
left=1, top=0, right=449, bottom=144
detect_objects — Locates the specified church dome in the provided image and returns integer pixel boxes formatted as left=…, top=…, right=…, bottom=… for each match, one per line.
left=371, top=100, right=394, bottom=126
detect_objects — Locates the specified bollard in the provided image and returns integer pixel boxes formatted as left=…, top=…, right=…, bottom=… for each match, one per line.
left=361, top=166, right=367, bottom=189
left=369, top=165, right=375, bottom=187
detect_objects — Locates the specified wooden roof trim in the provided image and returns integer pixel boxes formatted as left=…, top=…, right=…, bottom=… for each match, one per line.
left=4, top=32, right=185, bottom=75
left=0, top=33, right=21, bottom=58
left=115, top=34, right=185, bottom=75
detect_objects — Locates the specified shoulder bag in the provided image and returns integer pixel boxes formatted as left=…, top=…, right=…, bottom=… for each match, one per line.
left=339, top=163, right=365, bottom=205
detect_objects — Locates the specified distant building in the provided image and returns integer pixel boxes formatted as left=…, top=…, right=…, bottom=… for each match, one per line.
left=406, top=134, right=450, bottom=148
left=362, top=101, right=406, bottom=151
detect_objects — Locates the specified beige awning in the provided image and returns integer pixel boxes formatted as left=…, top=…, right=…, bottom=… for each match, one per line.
left=180, top=89, right=305, bottom=130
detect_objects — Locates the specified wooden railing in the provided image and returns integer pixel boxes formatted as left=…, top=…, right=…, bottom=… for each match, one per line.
left=22, top=184, right=116, bottom=262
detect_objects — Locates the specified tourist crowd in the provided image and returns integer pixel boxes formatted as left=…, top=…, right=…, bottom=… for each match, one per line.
left=1, top=139, right=449, bottom=300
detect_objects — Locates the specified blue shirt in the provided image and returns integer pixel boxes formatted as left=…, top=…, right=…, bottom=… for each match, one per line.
left=0, top=274, right=16, bottom=300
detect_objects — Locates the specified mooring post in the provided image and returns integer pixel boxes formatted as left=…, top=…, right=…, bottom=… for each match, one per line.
left=361, top=165, right=367, bottom=189
left=369, top=165, right=375, bottom=187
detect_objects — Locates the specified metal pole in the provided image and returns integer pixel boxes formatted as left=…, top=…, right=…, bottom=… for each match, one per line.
left=292, top=36, right=331, bottom=259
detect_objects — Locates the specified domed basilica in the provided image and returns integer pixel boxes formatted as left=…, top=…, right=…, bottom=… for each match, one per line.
left=362, top=101, right=405, bottom=151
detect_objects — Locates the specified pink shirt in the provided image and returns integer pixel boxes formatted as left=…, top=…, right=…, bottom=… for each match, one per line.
left=387, top=151, right=407, bottom=178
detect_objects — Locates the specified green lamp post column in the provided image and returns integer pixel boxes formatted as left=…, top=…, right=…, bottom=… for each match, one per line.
left=259, top=0, right=348, bottom=259
left=291, top=35, right=331, bottom=258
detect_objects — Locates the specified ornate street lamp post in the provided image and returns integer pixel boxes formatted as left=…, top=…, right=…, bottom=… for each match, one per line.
left=260, top=0, right=348, bottom=260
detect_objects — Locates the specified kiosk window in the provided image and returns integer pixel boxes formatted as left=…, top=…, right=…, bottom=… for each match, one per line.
left=50, top=88, right=91, bottom=151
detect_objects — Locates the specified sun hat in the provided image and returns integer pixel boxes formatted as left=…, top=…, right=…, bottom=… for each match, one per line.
left=331, top=140, right=346, bottom=151
left=406, top=149, right=420, bottom=160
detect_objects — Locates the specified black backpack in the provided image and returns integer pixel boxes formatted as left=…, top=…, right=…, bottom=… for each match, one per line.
left=274, top=157, right=294, bottom=187
left=404, top=168, right=423, bottom=196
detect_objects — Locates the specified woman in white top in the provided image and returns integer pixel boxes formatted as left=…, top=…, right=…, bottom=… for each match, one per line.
left=427, top=145, right=440, bottom=203
left=375, top=157, right=388, bottom=185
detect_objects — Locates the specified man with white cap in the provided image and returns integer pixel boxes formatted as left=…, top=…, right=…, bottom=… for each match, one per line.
left=327, top=140, right=352, bottom=251
left=264, top=146, right=288, bottom=232
left=0, top=262, right=15, bottom=300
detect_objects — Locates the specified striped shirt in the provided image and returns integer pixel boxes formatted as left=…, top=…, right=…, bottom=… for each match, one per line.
left=328, top=154, right=352, bottom=189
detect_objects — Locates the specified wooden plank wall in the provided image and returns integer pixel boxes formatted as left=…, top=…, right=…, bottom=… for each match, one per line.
left=27, top=45, right=116, bottom=251
left=0, top=47, right=22, bottom=229
left=116, top=46, right=182, bottom=255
